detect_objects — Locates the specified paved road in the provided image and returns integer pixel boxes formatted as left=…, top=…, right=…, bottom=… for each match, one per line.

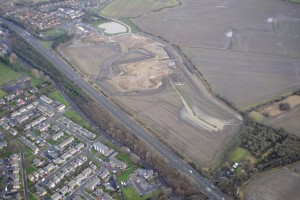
left=20, top=147, right=29, bottom=200
left=0, top=18, right=227, bottom=200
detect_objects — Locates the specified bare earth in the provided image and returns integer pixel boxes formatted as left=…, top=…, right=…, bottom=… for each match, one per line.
left=264, top=104, right=300, bottom=137
left=244, top=162, right=300, bottom=200
left=133, top=0, right=300, bottom=110
left=249, top=95, right=300, bottom=136
left=60, top=31, right=242, bottom=167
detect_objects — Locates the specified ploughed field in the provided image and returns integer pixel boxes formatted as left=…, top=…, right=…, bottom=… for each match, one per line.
left=132, top=0, right=300, bottom=110
left=243, top=162, right=300, bottom=200
left=249, top=95, right=300, bottom=136
left=100, top=0, right=179, bottom=18
left=60, top=31, right=242, bottom=167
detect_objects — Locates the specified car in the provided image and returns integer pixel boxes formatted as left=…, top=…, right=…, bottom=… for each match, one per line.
left=189, top=170, right=193, bottom=173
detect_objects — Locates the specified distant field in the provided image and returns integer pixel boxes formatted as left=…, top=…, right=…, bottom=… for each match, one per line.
left=0, top=62, right=21, bottom=86
left=48, top=90, right=70, bottom=107
left=133, top=0, right=300, bottom=110
left=100, top=0, right=179, bottom=18
left=180, top=47, right=300, bottom=110
left=0, top=89, right=7, bottom=98
left=243, top=162, right=300, bottom=200
left=42, top=28, right=64, bottom=37
left=289, top=0, right=300, bottom=3
left=264, top=104, right=300, bottom=137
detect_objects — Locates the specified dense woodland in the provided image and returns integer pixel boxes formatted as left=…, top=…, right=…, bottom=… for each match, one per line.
left=213, top=115, right=300, bottom=199
left=240, top=117, right=300, bottom=170
left=7, top=29, right=207, bottom=199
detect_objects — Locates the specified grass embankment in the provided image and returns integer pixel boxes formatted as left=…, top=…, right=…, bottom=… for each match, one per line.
left=38, top=40, right=53, bottom=49
left=120, top=19, right=141, bottom=33
left=64, top=110, right=95, bottom=131
left=48, top=90, right=70, bottom=107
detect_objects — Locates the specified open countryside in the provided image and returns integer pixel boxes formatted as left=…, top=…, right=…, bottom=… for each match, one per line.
left=0, top=0, right=299, bottom=200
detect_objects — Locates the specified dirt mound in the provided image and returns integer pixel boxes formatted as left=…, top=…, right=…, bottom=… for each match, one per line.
left=109, top=59, right=173, bottom=92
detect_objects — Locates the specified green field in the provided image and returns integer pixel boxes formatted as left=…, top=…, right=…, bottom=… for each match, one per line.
left=26, top=165, right=35, bottom=175
left=28, top=192, right=38, bottom=200
left=100, top=0, right=180, bottom=18
left=64, top=110, right=95, bottom=131
left=230, top=147, right=250, bottom=163
left=38, top=40, right=53, bottom=49
left=118, top=166, right=138, bottom=182
left=0, top=62, right=21, bottom=86
left=42, top=28, right=65, bottom=37
left=122, top=187, right=160, bottom=200
left=0, top=89, right=7, bottom=98
left=288, top=0, right=300, bottom=3
left=48, top=90, right=70, bottom=107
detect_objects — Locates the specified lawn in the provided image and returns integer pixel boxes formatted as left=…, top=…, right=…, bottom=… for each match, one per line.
left=30, top=77, right=46, bottom=87
left=122, top=186, right=160, bottom=200
left=117, top=153, right=134, bottom=166
left=19, top=68, right=46, bottom=87
left=38, top=40, right=53, bottom=49
left=230, top=147, right=250, bottom=163
left=118, top=165, right=138, bottom=182
left=42, top=28, right=65, bottom=37
left=64, top=110, right=95, bottom=131
left=0, top=62, right=21, bottom=86
left=91, top=148, right=105, bottom=160
left=28, top=192, right=38, bottom=200
left=0, top=89, right=7, bottom=98
left=48, top=90, right=70, bottom=107
left=26, top=165, right=35, bottom=175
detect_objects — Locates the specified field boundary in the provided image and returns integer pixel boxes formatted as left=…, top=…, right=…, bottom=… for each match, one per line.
left=239, top=160, right=300, bottom=199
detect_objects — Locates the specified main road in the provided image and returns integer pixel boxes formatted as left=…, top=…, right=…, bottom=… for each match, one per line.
left=0, top=18, right=227, bottom=200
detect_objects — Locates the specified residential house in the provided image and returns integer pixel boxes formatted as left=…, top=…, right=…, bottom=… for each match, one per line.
left=93, top=141, right=109, bottom=155
left=85, top=177, right=100, bottom=191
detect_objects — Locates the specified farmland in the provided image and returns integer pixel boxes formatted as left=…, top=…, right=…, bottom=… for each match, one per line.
left=243, top=162, right=300, bottom=200
left=100, top=0, right=179, bottom=18
left=132, top=0, right=300, bottom=110
left=60, top=31, right=242, bottom=167
left=180, top=48, right=300, bottom=109
left=264, top=104, right=300, bottom=137
left=248, top=95, right=300, bottom=136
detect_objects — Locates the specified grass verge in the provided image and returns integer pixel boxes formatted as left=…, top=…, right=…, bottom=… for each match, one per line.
left=48, top=90, right=70, bottom=107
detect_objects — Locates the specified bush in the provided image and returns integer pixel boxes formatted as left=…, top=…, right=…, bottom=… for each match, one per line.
left=279, top=103, right=290, bottom=111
